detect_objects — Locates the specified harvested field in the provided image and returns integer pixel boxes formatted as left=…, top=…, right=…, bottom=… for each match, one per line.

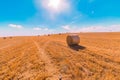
left=0, top=32, right=120, bottom=80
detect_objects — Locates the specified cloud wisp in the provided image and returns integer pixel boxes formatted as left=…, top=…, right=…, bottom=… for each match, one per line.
left=33, top=27, right=49, bottom=31
left=8, top=24, right=23, bottom=29
left=62, top=24, right=120, bottom=32
left=33, top=27, right=42, bottom=31
left=62, top=25, right=71, bottom=30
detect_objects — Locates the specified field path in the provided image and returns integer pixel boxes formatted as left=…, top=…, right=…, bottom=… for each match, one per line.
left=34, top=40, right=60, bottom=80
left=0, top=44, right=12, bottom=50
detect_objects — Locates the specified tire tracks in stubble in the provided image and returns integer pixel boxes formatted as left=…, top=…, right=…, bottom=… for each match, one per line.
left=48, top=41, right=120, bottom=79
left=34, top=39, right=60, bottom=80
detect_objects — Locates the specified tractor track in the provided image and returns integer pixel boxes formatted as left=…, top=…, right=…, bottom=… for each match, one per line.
left=33, top=39, right=61, bottom=80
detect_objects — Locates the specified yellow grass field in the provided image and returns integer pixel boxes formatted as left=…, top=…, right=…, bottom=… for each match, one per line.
left=0, top=32, right=120, bottom=80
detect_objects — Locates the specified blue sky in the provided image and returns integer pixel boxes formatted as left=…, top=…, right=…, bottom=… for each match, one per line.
left=0, top=0, right=120, bottom=36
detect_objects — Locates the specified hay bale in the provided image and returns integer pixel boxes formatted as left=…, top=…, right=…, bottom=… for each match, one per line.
left=48, top=34, right=50, bottom=36
left=3, top=37, right=6, bottom=39
left=59, top=33, right=62, bottom=35
left=37, top=35, right=40, bottom=37
left=9, top=36, right=13, bottom=39
left=66, top=34, right=80, bottom=46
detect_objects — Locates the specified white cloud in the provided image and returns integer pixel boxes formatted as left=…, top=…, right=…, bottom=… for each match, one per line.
left=73, top=14, right=82, bottom=20
left=32, top=27, right=56, bottom=35
left=33, top=27, right=50, bottom=31
left=62, top=25, right=71, bottom=30
left=61, top=24, right=120, bottom=32
left=33, top=27, right=42, bottom=31
left=9, top=24, right=23, bottom=29
left=79, top=25, right=120, bottom=32
left=44, top=28, right=49, bottom=31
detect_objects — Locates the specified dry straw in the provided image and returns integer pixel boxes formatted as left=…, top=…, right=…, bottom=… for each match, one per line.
left=66, top=34, right=80, bottom=46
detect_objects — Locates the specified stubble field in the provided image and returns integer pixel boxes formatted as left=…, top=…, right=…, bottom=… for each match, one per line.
left=0, top=32, right=120, bottom=80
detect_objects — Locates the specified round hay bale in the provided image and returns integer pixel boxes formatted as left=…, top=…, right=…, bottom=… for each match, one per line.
left=66, top=34, right=80, bottom=46
left=3, top=37, right=6, bottom=39
left=37, top=35, right=39, bottom=36
left=9, top=36, right=13, bottom=39
left=48, top=34, right=50, bottom=36
left=59, top=33, right=62, bottom=35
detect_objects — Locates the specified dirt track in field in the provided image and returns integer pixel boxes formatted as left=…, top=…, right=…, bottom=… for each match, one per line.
left=0, top=32, right=120, bottom=80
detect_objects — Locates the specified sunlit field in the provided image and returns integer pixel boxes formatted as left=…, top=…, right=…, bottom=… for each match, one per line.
left=0, top=32, right=120, bottom=80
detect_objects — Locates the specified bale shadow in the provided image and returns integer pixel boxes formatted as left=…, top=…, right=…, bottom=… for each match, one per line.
left=69, top=44, right=86, bottom=51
